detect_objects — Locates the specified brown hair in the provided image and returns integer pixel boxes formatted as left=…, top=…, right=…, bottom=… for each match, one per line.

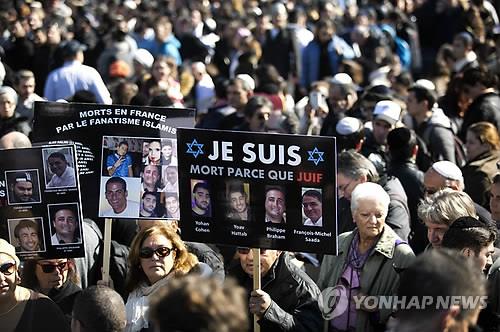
left=125, top=225, right=198, bottom=293
left=21, top=258, right=79, bottom=290
left=467, top=121, right=500, bottom=151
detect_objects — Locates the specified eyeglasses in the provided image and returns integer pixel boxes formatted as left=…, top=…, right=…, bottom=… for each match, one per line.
left=38, top=261, right=68, bottom=273
left=0, top=262, right=16, bottom=275
left=237, top=247, right=268, bottom=255
left=139, top=246, right=175, bottom=259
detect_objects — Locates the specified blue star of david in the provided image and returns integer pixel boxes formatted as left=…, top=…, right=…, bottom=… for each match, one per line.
left=186, top=139, right=204, bottom=158
left=307, top=147, right=325, bottom=166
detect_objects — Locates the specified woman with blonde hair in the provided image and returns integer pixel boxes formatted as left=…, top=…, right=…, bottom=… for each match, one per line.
left=462, top=121, right=500, bottom=208
left=124, top=224, right=199, bottom=332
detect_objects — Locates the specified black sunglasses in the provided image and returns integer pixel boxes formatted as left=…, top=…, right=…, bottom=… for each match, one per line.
left=139, top=246, right=175, bottom=259
left=38, top=261, right=68, bottom=274
left=0, top=262, right=16, bottom=276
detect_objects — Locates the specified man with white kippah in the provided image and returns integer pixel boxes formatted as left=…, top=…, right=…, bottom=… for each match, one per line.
left=423, top=160, right=492, bottom=225
left=405, top=82, right=457, bottom=165
left=361, top=100, right=401, bottom=175
left=319, top=73, right=358, bottom=136
left=335, top=117, right=365, bottom=151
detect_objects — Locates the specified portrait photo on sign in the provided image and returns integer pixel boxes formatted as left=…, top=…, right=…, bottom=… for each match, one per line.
left=48, top=203, right=82, bottom=246
left=191, top=179, right=212, bottom=218
left=301, top=188, right=323, bottom=227
left=8, top=217, right=46, bottom=253
left=264, top=185, right=286, bottom=224
left=99, top=176, right=141, bottom=218
left=140, top=164, right=162, bottom=193
left=225, top=181, right=250, bottom=221
left=162, top=165, right=178, bottom=196
left=42, top=147, right=77, bottom=189
left=139, top=191, right=163, bottom=218
left=164, top=191, right=180, bottom=219
left=5, top=169, right=42, bottom=205
left=143, top=139, right=178, bottom=166
left=102, top=136, right=145, bottom=178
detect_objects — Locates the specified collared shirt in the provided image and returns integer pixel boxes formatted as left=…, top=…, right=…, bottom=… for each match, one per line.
left=304, top=217, right=323, bottom=227
left=47, top=166, right=76, bottom=188
left=44, top=60, right=112, bottom=103
left=51, top=232, right=81, bottom=245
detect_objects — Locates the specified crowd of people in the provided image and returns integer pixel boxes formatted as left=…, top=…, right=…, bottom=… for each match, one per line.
left=1, top=0, right=500, bottom=331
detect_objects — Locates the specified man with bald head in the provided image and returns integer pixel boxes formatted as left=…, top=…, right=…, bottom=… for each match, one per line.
left=423, top=160, right=492, bottom=233
left=0, top=131, right=31, bottom=149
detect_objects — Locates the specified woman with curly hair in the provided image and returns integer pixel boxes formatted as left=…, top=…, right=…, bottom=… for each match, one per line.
left=124, top=224, right=199, bottom=332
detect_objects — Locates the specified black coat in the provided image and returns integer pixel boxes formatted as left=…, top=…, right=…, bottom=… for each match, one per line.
left=228, top=253, right=323, bottom=332
left=388, top=161, right=427, bottom=253
left=460, top=92, right=500, bottom=141
left=48, top=281, right=82, bottom=321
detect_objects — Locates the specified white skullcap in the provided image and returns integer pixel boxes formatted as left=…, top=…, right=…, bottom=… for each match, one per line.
left=414, top=79, right=436, bottom=91
left=134, top=49, right=154, bottom=69
left=330, top=73, right=353, bottom=85
left=373, top=100, right=401, bottom=126
left=432, top=161, right=463, bottom=182
left=236, top=74, right=255, bottom=91
left=336, top=117, right=363, bottom=135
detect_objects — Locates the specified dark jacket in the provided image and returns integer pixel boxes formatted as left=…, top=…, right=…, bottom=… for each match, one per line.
left=388, top=161, right=427, bottom=254
left=414, top=108, right=456, bottom=164
left=228, top=253, right=323, bottom=332
left=261, top=28, right=295, bottom=79
left=462, top=150, right=500, bottom=209
left=459, top=92, right=500, bottom=141
left=48, top=280, right=82, bottom=321
left=15, top=290, right=70, bottom=332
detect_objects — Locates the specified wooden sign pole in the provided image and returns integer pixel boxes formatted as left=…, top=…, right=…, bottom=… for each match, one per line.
left=253, top=248, right=261, bottom=332
left=101, top=218, right=113, bottom=284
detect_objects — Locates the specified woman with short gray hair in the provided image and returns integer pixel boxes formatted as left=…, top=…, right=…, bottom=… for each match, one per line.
left=0, top=86, right=31, bottom=137
left=318, top=182, right=415, bottom=332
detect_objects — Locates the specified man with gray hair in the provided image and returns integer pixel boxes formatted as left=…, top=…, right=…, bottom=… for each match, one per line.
left=337, top=150, right=411, bottom=241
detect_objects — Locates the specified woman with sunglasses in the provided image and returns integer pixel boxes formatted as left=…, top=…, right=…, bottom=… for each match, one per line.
left=21, top=258, right=81, bottom=321
left=0, top=239, right=69, bottom=332
left=124, top=224, right=199, bottom=332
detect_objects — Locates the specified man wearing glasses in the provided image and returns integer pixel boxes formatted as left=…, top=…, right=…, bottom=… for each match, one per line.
left=102, top=177, right=140, bottom=217
left=0, top=239, right=68, bottom=331
left=51, top=207, right=80, bottom=245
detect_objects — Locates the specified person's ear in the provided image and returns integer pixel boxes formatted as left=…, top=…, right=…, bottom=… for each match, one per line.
left=461, top=248, right=473, bottom=257
left=355, top=139, right=364, bottom=152
left=358, top=174, right=368, bottom=183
